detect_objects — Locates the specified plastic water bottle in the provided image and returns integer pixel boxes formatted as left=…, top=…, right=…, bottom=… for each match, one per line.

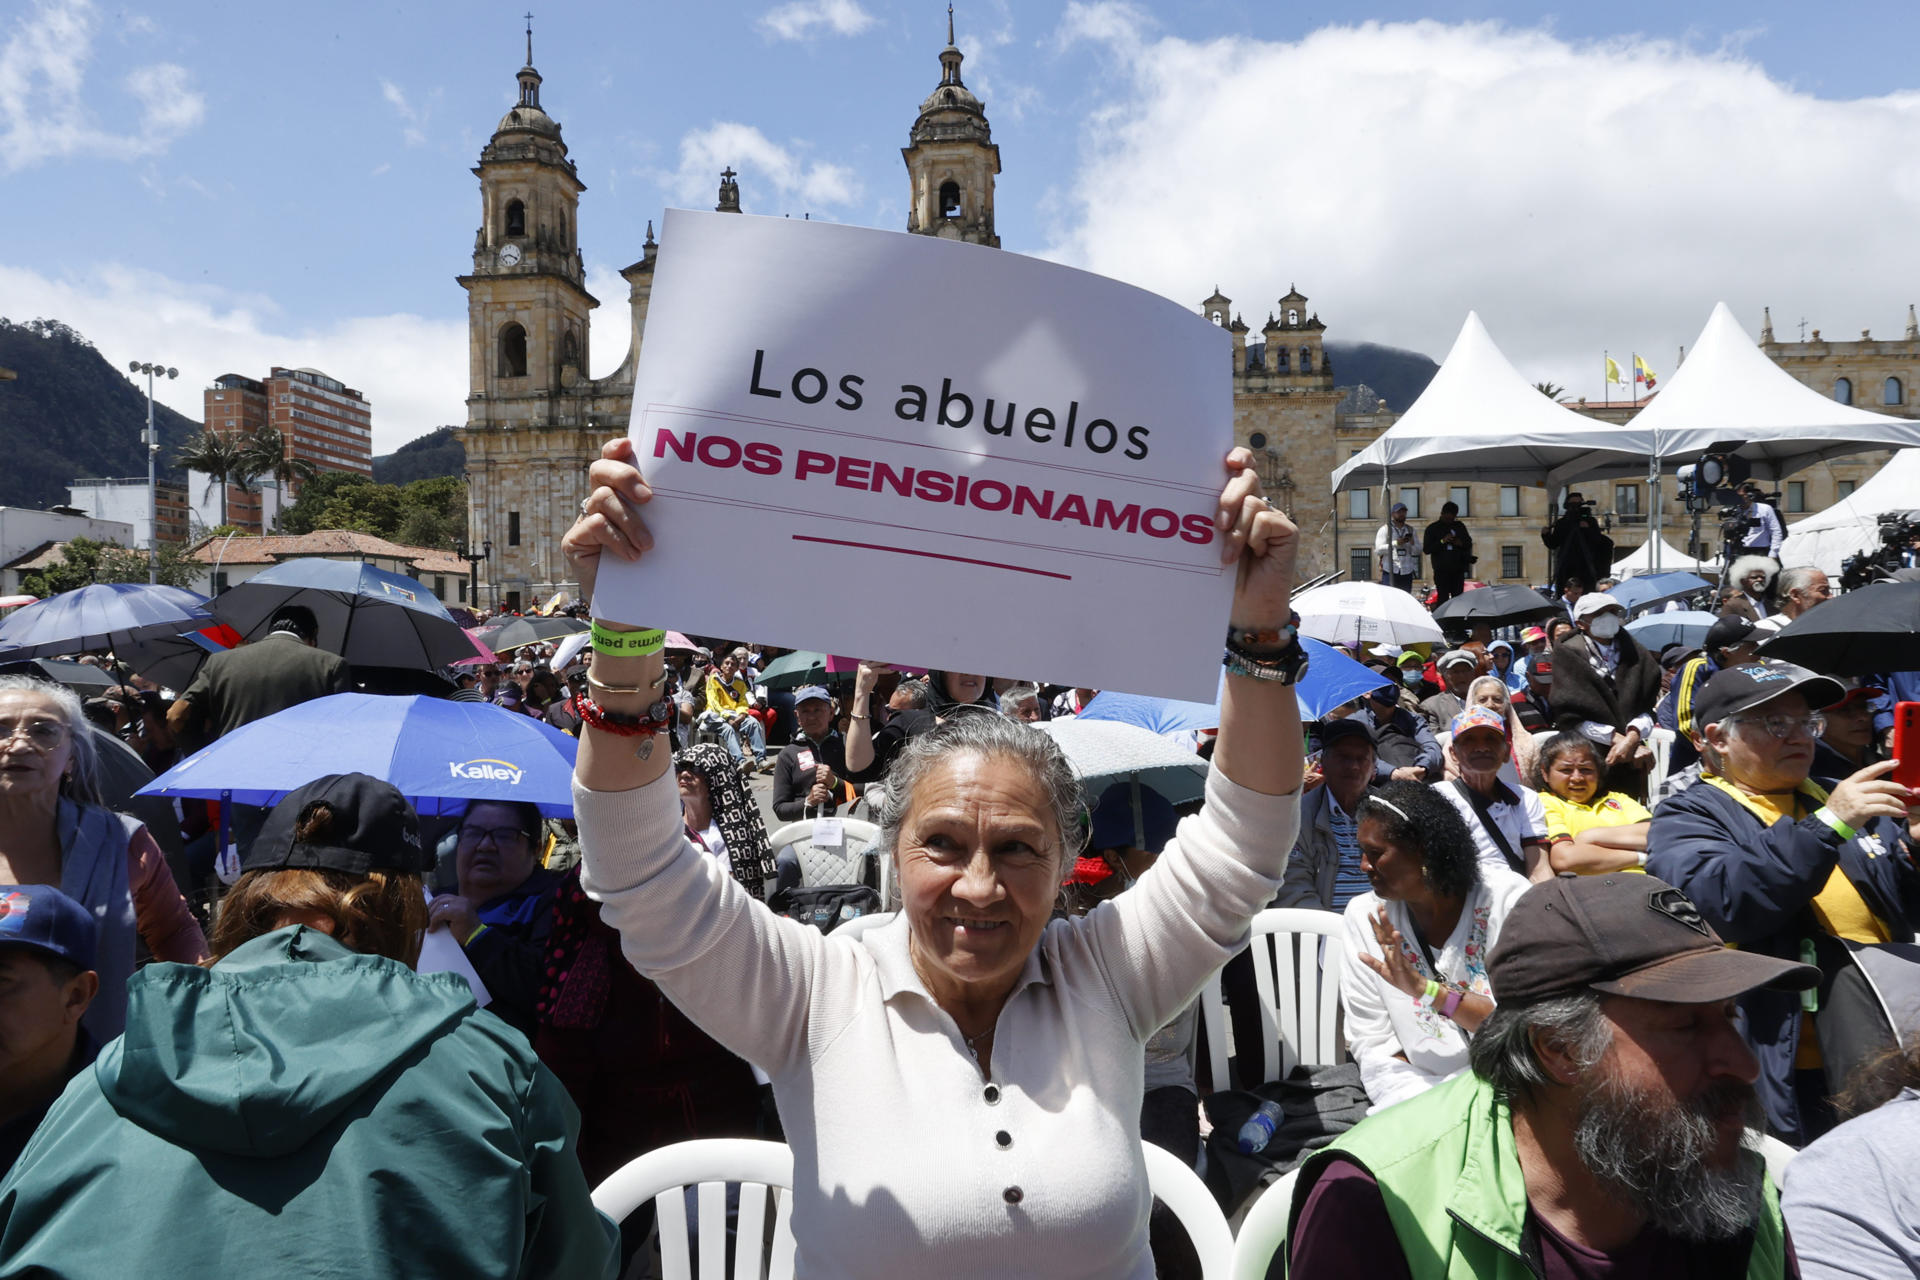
left=1236, top=1100, right=1285, bottom=1155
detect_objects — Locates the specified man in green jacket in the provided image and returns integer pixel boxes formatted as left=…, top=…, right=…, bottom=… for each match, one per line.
left=1287, top=873, right=1818, bottom=1279
left=0, top=772, right=618, bottom=1279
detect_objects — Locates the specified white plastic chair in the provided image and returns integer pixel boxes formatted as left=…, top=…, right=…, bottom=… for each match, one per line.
left=1199, top=907, right=1348, bottom=1092
left=591, top=1138, right=797, bottom=1280
left=1752, top=1129, right=1796, bottom=1187
left=766, top=817, right=890, bottom=904
left=1229, top=1165, right=1302, bottom=1280
left=1144, top=1141, right=1236, bottom=1279
left=1648, top=725, right=1675, bottom=797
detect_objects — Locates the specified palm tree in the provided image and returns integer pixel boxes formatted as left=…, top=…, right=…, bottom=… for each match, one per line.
left=1534, top=381, right=1566, bottom=400
left=174, top=431, right=254, bottom=530
left=241, top=425, right=317, bottom=529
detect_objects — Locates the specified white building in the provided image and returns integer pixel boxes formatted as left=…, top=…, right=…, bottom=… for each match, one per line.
left=0, top=507, right=134, bottom=568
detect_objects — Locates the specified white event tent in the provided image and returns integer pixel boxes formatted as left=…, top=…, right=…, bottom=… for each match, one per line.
left=1780, top=448, right=1920, bottom=575
left=1612, top=303, right=1920, bottom=481
left=1330, top=312, right=1652, bottom=493
left=1612, top=536, right=1715, bottom=577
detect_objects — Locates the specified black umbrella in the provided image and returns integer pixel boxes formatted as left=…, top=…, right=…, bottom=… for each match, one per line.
left=1430, top=585, right=1559, bottom=629
left=212, top=560, right=479, bottom=670
left=1757, top=581, right=1920, bottom=676
left=474, top=616, right=589, bottom=653
left=0, top=658, right=120, bottom=692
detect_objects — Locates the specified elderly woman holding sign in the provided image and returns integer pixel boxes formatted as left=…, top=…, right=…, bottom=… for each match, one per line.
left=563, top=437, right=1303, bottom=1278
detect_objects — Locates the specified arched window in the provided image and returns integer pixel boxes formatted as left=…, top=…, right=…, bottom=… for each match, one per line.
left=499, top=323, right=528, bottom=378
left=938, top=181, right=962, bottom=218
left=1288, top=309, right=1299, bottom=325
left=1834, top=377, right=1853, bottom=405
left=1275, top=348, right=1289, bottom=373
left=556, top=208, right=568, bottom=249
left=1299, top=345, right=1313, bottom=373
left=561, top=329, right=580, bottom=368
left=1886, top=376, right=1903, bottom=406
left=505, top=199, right=525, bottom=238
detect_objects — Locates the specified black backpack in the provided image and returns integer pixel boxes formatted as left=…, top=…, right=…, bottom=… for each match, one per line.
left=775, top=884, right=883, bottom=933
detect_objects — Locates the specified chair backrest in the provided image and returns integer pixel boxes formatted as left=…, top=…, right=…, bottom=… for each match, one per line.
left=767, top=818, right=886, bottom=896
left=1199, top=907, right=1348, bottom=1093
left=1143, top=1141, right=1236, bottom=1278
left=1229, top=1166, right=1302, bottom=1280
left=1648, top=725, right=1675, bottom=797
left=592, top=1138, right=797, bottom=1280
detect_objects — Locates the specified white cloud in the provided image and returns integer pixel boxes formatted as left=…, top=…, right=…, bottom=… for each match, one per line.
left=379, top=78, right=432, bottom=147
left=1044, top=12, right=1920, bottom=406
left=757, top=0, right=875, bottom=41
left=663, top=122, right=862, bottom=212
left=0, top=263, right=466, bottom=454
left=0, top=0, right=204, bottom=171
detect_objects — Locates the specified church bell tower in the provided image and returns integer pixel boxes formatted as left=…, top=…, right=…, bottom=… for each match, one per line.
left=903, top=7, right=1000, bottom=247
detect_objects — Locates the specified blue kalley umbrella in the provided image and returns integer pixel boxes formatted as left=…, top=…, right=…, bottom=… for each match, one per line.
left=1611, top=571, right=1713, bottom=616
left=1076, top=637, right=1394, bottom=731
left=1624, top=610, right=1719, bottom=653
left=211, top=560, right=481, bottom=670
left=138, top=692, right=580, bottom=816
left=0, top=583, right=212, bottom=660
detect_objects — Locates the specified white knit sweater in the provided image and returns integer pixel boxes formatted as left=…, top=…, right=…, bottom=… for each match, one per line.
left=575, top=767, right=1298, bottom=1279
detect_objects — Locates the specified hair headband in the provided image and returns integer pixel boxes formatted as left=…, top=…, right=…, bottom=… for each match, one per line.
left=1363, top=796, right=1414, bottom=824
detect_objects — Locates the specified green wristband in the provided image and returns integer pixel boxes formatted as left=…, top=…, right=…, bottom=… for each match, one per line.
left=1813, top=807, right=1856, bottom=841
left=591, top=622, right=664, bottom=657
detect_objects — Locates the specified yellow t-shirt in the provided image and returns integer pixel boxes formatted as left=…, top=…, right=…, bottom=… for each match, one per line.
left=1540, top=791, right=1652, bottom=842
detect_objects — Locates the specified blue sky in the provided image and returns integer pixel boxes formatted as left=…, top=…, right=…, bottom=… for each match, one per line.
left=9, top=0, right=1920, bottom=449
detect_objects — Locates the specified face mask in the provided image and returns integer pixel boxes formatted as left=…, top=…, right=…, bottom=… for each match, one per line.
left=1588, top=615, right=1622, bottom=641
left=1402, top=670, right=1423, bottom=687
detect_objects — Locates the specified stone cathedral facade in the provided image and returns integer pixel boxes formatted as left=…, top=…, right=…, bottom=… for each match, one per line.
left=459, top=26, right=1004, bottom=610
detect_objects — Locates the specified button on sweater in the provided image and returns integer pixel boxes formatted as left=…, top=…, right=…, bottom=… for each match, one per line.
left=575, top=766, right=1298, bottom=1279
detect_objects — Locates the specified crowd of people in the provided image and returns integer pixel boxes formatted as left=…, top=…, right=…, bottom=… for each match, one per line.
left=0, top=437, right=1911, bottom=1279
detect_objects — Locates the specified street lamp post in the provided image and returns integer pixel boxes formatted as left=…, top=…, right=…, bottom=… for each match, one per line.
left=456, top=537, right=492, bottom=612
left=128, top=360, right=178, bottom=584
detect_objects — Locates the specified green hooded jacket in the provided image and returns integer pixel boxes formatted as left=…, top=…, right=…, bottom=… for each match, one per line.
left=0, top=926, right=618, bottom=1279
left=1285, top=1070, right=1788, bottom=1280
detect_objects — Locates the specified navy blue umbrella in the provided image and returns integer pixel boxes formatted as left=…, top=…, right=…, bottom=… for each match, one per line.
left=212, top=560, right=482, bottom=670
left=0, top=583, right=212, bottom=661
left=1077, top=637, right=1394, bottom=731
left=138, top=692, right=581, bottom=817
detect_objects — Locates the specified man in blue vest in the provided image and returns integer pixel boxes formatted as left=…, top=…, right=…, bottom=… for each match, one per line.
left=1287, top=874, right=1815, bottom=1279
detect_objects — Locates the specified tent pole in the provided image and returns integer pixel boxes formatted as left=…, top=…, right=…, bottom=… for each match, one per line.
left=1648, top=444, right=1662, bottom=573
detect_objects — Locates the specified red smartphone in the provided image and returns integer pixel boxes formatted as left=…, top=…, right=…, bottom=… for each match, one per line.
left=1891, top=701, right=1920, bottom=792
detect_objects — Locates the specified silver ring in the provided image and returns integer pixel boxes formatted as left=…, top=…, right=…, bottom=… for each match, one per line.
left=579, top=496, right=593, bottom=515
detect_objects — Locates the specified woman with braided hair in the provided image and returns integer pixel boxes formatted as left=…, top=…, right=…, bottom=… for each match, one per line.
left=674, top=742, right=777, bottom=900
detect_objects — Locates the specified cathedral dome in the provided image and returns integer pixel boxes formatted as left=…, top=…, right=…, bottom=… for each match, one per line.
left=495, top=102, right=561, bottom=139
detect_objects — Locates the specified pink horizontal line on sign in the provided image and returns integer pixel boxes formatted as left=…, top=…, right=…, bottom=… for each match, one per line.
left=791, top=535, right=1073, bottom=581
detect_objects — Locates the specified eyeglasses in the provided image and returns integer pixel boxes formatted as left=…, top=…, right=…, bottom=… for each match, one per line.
left=458, top=824, right=531, bottom=848
left=1731, top=712, right=1825, bottom=741
left=0, top=719, right=68, bottom=751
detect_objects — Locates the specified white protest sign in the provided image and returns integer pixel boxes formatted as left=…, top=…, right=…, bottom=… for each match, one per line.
left=593, top=211, right=1235, bottom=702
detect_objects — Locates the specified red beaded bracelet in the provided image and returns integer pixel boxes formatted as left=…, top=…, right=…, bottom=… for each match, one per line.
left=576, top=694, right=670, bottom=738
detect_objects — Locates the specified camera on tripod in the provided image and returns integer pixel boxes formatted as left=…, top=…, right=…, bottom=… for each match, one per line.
left=1840, top=511, right=1920, bottom=591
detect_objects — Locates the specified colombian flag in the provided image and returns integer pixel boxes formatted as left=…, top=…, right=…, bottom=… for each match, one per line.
left=1634, top=355, right=1658, bottom=389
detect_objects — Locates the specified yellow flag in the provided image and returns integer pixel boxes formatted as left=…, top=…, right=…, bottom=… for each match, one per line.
left=1634, top=355, right=1658, bottom=389
left=1605, top=355, right=1624, bottom=385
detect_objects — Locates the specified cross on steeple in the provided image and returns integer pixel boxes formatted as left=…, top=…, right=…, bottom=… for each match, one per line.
left=524, top=12, right=534, bottom=65
left=1799, top=317, right=1809, bottom=341
left=722, top=167, right=737, bottom=181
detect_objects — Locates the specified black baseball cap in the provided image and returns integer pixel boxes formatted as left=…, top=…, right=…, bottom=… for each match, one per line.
left=1704, top=613, right=1758, bottom=655
left=1659, top=643, right=1700, bottom=672
left=1489, top=873, right=1817, bottom=1005
left=1318, top=717, right=1376, bottom=751
left=245, top=773, right=432, bottom=875
left=1692, top=661, right=1844, bottom=731
left=0, top=884, right=97, bottom=970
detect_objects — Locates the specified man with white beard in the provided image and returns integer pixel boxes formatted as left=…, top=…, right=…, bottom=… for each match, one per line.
left=1286, top=874, right=1814, bottom=1279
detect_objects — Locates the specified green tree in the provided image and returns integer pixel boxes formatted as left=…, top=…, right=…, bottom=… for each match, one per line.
left=173, top=431, right=257, bottom=528
left=275, top=471, right=467, bottom=549
left=1534, top=381, right=1566, bottom=400
left=241, top=425, right=318, bottom=530
left=20, top=537, right=198, bottom=595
